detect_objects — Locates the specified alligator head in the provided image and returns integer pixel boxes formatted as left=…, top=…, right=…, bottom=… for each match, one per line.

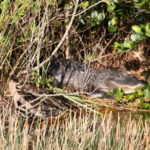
left=94, top=69, right=144, bottom=94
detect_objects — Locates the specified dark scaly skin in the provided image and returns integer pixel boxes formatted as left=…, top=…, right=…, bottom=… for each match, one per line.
left=48, top=59, right=144, bottom=97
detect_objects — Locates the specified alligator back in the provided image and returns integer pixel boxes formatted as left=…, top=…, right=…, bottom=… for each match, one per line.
left=47, top=58, right=143, bottom=97
left=48, top=59, right=95, bottom=92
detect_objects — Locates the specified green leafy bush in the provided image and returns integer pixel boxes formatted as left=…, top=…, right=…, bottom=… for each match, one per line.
left=108, top=88, right=124, bottom=102
left=108, top=82, right=150, bottom=109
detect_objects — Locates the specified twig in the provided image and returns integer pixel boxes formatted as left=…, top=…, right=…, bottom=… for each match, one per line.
left=91, top=33, right=116, bottom=63
left=75, top=1, right=106, bottom=17
left=6, top=48, right=29, bottom=87
left=22, top=88, right=93, bottom=98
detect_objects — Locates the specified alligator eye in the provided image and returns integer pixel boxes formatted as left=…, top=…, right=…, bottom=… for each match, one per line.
left=117, top=74, right=121, bottom=78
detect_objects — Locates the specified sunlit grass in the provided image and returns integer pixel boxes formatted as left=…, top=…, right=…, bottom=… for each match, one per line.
left=0, top=107, right=149, bottom=150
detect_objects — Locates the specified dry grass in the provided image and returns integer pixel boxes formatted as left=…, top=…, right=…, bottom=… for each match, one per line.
left=0, top=107, right=150, bottom=150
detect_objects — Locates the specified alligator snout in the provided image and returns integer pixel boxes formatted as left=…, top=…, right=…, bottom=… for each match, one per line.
left=119, top=81, right=144, bottom=94
left=107, top=79, right=144, bottom=94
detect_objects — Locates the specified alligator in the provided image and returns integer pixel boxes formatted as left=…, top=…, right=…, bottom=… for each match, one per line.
left=47, top=58, right=144, bottom=98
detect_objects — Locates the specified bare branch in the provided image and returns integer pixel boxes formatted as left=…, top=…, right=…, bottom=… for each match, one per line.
left=75, top=1, right=106, bottom=17
left=21, top=0, right=79, bottom=74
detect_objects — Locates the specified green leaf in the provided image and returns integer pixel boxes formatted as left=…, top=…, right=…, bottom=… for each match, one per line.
left=65, top=2, right=73, bottom=10
left=107, top=5, right=116, bottom=12
left=107, top=91, right=115, bottom=96
left=97, top=12, right=105, bottom=21
left=111, top=17, right=118, bottom=26
left=80, top=1, right=89, bottom=10
left=108, top=25, right=117, bottom=32
left=114, top=42, right=125, bottom=51
left=91, top=10, right=98, bottom=19
left=90, top=11, right=105, bottom=26
left=145, top=23, right=150, bottom=37
left=125, top=94, right=136, bottom=100
left=33, top=7, right=38, bottom=13
left=139, top=102, right=150, bottom=109
left=108, top=88, right=124, bottom=102
left=133, top=0, right=139, bottom=2
left=115, top=90, right=124, bottom=102
left=124, top=40, right=138, bottom=50
left=137, top=89, right=144, bottom=96
left=134, top=0, right=146, bottom=8
left=47, top=0, right=56, bottom=6
left=114, top=41, right=121, bottom=50
left=78, top=15, right=85, bottom=24
left=144, top=88, right=150, bottom=98
left=114, top=0, right=119, bottom=3
left=131, top=33, right=143, bottom=41
left=132, top=25, right=142, bottom=33
left=123, top=40, right=133, bottom=49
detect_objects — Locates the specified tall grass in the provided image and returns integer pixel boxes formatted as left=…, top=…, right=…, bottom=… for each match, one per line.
left=0, top=107, right=150, bottom=150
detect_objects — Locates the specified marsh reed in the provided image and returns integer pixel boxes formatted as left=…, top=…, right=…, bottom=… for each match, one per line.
left=0, top=107, right=149, bottom=150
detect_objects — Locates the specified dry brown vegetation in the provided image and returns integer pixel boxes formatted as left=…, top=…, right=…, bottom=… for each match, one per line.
left=0, top=108, right=150, bottom=150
